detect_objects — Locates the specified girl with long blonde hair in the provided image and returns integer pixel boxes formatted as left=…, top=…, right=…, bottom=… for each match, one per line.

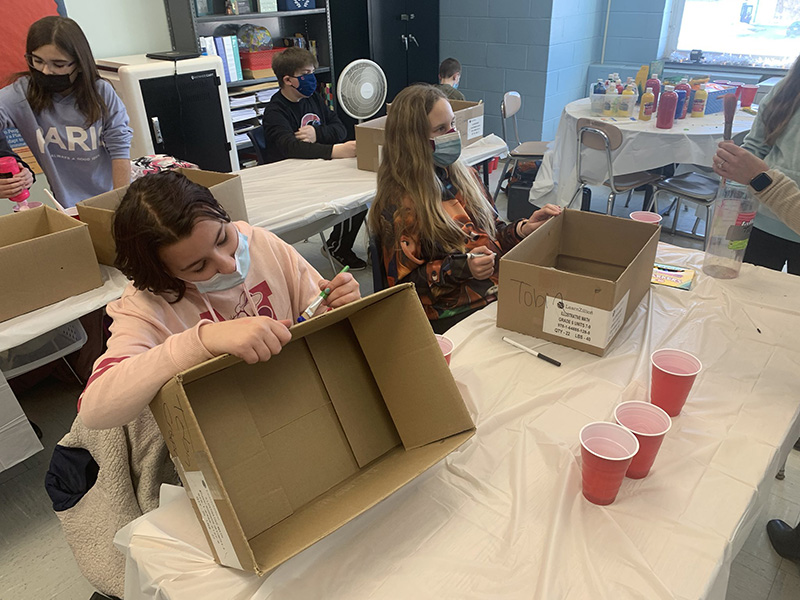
left=369, top=84, right=560, bottom=332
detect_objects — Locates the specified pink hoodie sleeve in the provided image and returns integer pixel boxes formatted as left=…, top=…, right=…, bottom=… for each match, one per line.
left=78, top=294, right=213, bottom=430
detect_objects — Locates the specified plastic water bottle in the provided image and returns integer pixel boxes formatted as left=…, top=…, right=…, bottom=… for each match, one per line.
left=702, top=181, right=758, bottom=279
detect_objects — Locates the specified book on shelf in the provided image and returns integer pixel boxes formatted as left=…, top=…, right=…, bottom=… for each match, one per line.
left=222, top=35, right=242, bottom=82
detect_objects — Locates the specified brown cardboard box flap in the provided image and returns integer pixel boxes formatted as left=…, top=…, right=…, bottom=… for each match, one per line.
left=0, top=206, right=103, bottom=322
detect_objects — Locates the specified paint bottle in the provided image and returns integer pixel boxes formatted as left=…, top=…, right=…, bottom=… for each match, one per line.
left=675, top=78, right=692, bottom=119
left=691, top=83, right=708, bottom=117
left=645, top=74, right=661, bottom=112
left=674, top=88, right=687, bottom=120
left=656, top=85, right=678, bottom=129
left=603, top=85, right=618, bottom=116
left=619, top=85, right=636, bottom=117
left=616, top=79, right=624, bottom=94
left=639, top=86, right=655, bottom=121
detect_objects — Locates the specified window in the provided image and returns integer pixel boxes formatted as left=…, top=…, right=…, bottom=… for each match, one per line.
left=665, top=0, right=800, bottom=68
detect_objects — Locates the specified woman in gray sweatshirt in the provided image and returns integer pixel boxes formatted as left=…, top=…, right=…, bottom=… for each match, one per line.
left=0, top=16, right=132, bottom=208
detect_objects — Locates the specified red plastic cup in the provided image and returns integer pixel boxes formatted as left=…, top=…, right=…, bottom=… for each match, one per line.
left=579, top=422, right=639, bottom=505
left=650, top=349, right=702, bottom=417
left=629, top=211, right=662, bottom=225
left=739, top=84, right=758, bottom=107
left=614, top=401, right=672, bottom=479
left=727, top=82, right=745, bottom=98
left=435, top=334, right=453, bottom=365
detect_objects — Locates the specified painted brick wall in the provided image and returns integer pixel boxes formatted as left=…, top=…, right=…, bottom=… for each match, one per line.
left=440, top=0, right=606, bottom=142
left=440, top=0, right=553, bottom=141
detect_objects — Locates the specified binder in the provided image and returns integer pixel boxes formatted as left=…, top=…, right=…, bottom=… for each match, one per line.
left=230, top=36, right=244, bottom=81
left=222, top=36, right=240, bottom=82
left=214, top=37, right=231, bottom=82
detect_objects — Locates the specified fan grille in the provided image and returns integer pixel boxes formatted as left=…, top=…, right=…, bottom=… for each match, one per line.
left=338, top=62, right=387, bottom=119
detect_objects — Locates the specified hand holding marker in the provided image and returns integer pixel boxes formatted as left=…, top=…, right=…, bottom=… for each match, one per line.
left=297, top=266, right=349, bottom=323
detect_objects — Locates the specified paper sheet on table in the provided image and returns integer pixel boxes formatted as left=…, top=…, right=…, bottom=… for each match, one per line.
left=114, top=243, right=800, bottom=600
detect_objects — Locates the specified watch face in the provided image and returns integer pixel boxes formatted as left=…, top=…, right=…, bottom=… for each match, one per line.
left=750, top=172, right=772, bottom=192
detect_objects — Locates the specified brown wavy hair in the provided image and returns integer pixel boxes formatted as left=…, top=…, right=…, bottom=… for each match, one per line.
left=762, top=54, right=800, bottom=145
left=369, top=84, right=494, bottom=254
left=25, top=16, right=107, bottom=127
left=113, top=171, right=230, bottom=302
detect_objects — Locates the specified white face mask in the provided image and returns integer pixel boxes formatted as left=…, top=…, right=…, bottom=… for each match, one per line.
left=183, top=230, right=251, bottom=293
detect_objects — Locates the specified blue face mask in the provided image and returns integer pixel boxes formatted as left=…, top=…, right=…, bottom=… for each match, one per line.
left=186, top=230, right=251, bottom=294
left=452, top=79, right=459, bottom=90
left=431, top=130, right=462, bottom=167
left=293, top=72, right=317, bottom=97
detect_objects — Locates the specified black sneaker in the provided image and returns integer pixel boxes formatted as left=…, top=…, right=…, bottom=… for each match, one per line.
left=322, top=246, right=367, bottom=270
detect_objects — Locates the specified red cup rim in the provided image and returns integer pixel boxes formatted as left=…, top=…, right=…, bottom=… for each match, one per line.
left=629, top=211, right=663, bottom=223
left=650, top=348, right=702, bottom=377
left=614, top=401, right=672, bottom=437
left=435, top=334, right=454, bottom=355
left=579, top=422, right=639, bottom=461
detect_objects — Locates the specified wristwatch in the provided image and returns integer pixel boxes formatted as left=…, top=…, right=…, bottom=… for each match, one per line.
left=749, top=171, right=773, bottom=192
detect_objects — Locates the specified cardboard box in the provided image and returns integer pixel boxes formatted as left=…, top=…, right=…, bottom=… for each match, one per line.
left=149, top=284, right=475, bottom=574
left=355, top=99, right=485, bottom=172
left=497, top=210, right=659, bottom=356
left=0, top=206, right=103, bottom=322
left=77, top=168, right=249, bottom=266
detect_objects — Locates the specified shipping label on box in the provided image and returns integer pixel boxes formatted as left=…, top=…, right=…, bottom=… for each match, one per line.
left=497, top=210, right=659, bottom=356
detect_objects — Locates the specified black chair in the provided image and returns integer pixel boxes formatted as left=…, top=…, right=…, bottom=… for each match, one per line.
left=247, top=127, right=268, bottom=165
left=368, top=235, right=387, bottom=293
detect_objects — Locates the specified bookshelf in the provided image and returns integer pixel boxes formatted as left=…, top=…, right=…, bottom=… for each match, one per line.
left=162, top=0, right=335, bottom=168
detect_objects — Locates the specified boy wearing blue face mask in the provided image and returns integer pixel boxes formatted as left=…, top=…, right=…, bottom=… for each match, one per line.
left=435, top=58, right=465, bottom=102
left=261, top=47, right=366, bottom=269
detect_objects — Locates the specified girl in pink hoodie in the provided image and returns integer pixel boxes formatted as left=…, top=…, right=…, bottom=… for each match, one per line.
left=77, top=170, right=360, bottom=429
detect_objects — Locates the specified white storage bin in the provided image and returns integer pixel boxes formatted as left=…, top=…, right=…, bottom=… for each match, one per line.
left=0, top=320, right=88, bottom=379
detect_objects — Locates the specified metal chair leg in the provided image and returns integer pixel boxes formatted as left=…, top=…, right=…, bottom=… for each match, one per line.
left=493, top=158, right=514, bottom=203
left=624, top=189, right=633, bottom=208
left=606, top=191, right=616, bottom=215
left=319, top=232, right=337, bottom=275
left=568, top=184, right=585, bottom=209
left=777, top=457, right=787, bottom=480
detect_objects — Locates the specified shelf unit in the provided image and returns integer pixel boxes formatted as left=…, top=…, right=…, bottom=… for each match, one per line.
left=163, top=0, right=335, bottom=168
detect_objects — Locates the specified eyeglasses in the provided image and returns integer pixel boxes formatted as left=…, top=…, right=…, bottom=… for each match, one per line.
left=25, top=53, right=76, bottom=73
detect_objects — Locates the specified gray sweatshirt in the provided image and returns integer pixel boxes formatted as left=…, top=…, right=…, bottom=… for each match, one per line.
left=742, top=80, right=800, bottom=243
left=0, top=76, right=132, bottom=208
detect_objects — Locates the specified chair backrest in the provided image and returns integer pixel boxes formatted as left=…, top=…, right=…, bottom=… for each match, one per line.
left=576, top=118, right=622, bottom=151
left=368, top=234, right=388, bottom=293
left=500, top=91, right=523, bottom=146
left=247, top=127, right=268, bottom=165
left=575, top=118, right=622, bottom=190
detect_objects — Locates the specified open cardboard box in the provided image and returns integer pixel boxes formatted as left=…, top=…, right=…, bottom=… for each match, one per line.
left=355, top=99, right=484, bottom=172
left=0, top=206, right=103, bottom=322
left=149, top=283, right=475, bottom=574
left=76, top=168, right=249, bottom=265
left=497, top=210, right=659, bottom=356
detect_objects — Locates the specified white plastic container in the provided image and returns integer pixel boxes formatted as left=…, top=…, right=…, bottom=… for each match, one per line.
left=0, top=320, right=88, bottom=379
left=702, top=181, right=758, bottom=279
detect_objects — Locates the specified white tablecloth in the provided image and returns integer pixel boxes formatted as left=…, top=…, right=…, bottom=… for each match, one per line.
left=114, top=243, right=800, bottom=600
left=238, top=135, right=508, bottom=242
left=531, top=98, right=757, bottom=207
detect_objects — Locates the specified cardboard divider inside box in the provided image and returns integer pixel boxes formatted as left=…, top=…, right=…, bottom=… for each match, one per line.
left=0, top=206, right=103, bottom=322
left=497, top=210, right=659, bottom=356
left=77, top=168, right=248, bottom=266
left=355, top=99, right=484, bottom=172
left=149, top=284, right=475, bottom=574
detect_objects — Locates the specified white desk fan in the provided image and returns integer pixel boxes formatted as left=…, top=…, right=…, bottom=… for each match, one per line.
left=336, top=59, right=387, bottom=122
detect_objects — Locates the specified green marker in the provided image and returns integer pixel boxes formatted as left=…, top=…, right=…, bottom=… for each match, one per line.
left=297, top=265, right=350, bottom=322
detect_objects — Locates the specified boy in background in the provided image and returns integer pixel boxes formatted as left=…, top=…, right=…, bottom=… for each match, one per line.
left=262, top=48, right=365, bottom=270
left=435, top=58, right=465, bottom=101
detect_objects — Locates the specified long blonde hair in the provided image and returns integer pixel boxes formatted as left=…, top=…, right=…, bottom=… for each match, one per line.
left=369, top=84, right=495, bottom=254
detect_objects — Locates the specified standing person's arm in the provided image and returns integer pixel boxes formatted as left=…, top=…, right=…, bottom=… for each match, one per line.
left=0, top=126, right=34, bottom=199
left=99, top=82, right=133, bottom=188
